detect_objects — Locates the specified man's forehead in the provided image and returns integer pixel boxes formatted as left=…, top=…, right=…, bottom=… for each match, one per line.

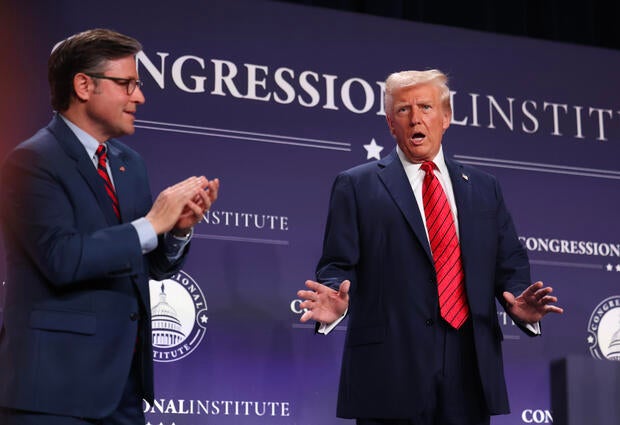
left=393, top=90, right=438, bottom=103
left=394, top=83, right=438, bottom=97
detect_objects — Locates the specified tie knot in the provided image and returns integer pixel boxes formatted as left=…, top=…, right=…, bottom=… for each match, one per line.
left=420, top=161, right=436, bottom=174
left=96, top=144, right=107, bottom=160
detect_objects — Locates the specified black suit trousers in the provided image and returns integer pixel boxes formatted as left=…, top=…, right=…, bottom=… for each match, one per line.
left=356, top=319, right=491, bottom=425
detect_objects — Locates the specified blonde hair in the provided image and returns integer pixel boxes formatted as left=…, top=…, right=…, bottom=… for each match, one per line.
left=384, top=69, right=451, bottom=116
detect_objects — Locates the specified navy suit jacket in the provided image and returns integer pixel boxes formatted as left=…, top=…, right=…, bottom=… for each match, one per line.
left=316, top=149, right=533, bottom=419
left=0, top=115, right=186, bottom=418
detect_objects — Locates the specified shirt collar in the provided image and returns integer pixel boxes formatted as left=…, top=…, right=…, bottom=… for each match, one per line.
left=396, top=145, right=449, bottom=178
left=59, top=114, right=104, bottom=161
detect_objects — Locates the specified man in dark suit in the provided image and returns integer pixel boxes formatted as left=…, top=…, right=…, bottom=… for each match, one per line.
left=0, top=29, right=219, bottom=425
left=297, top=69, right=563, bottom=425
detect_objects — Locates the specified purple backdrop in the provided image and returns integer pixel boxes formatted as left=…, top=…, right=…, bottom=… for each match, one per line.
left=2, top=1, right=620, bottom=424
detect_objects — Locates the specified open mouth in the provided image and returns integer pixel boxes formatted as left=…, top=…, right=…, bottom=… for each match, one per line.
left=411, top=132, right=425, bottom=143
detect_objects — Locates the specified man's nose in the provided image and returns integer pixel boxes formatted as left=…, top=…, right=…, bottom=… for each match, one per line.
left=132, top=85, right=146, bottom=104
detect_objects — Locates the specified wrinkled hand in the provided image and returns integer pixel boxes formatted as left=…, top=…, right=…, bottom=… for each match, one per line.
left=297, top=280, right=350, bottom=324
left=174, top=178, right=220, bottom=232
left=503, top=281, right=564, bottom=324
left=146, top=176, right=209, bottom=235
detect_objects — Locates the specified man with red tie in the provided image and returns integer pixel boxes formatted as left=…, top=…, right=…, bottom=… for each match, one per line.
left=0, top=29, right=219, bottom=425
left=297, top=69, right=563, bottom=425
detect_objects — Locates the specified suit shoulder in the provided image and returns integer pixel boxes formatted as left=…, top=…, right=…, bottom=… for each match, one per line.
left=338, top=160, right=381, bottom=179
left=107, top=139, right=143, bottom=161
left=11, top=127, right=56, bottom=153
left=2, top=127, right=59, bottom=169
left=449, top=158, right=499, bottom=184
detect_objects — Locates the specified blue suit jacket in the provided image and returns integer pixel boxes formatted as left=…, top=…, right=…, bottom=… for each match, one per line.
left=0, top=115, right=186, bottom=418
left=316, top=149, right=533, bottom=419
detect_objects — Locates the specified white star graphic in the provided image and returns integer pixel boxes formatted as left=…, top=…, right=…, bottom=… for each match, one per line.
left=363, top=138, right=384, bottom=160
left=200, top=314, right=208, bottom=324
left=606, top=263, right=613, bottom=271
left=587, top=335, right=594, bottom=344
left=616, top=264, right=620, bottom=272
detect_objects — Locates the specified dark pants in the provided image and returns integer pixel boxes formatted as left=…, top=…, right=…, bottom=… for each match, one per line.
left=357, top=319, right=491, bottom=425
left=0, top=357, right=144, bottom=425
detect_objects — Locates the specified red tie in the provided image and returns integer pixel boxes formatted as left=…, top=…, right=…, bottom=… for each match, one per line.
left=95, top=144, right=120, bottom=220
left=421, top=161, right=469, bottom=329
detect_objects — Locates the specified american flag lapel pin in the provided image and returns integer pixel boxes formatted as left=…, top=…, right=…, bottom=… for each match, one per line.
left=462, top=173, right=469, bottom=181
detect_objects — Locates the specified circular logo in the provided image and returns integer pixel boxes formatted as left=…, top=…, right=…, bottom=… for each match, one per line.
left=587, top=295, right=620, bottom=360
left=149, top=270, right=208, bottom=363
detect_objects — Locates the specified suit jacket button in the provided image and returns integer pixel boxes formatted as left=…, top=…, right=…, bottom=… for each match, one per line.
left=425, top=319, right=434, bottom=326
left=130, top=312, right=140, bottom=321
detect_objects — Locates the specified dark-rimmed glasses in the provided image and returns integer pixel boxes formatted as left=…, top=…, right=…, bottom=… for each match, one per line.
left=85, top=73, right=143, bottom=95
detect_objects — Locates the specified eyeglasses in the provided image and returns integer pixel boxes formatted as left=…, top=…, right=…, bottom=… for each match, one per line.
left=85, top=73, right=143, bottom=95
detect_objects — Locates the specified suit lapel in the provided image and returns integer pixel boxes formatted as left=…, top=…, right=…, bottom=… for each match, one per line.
left=445, top=157, right=474, bottom=273
left=106, top=142, right=134, bottom=222
left=377, top=150, right=433, bottom=263
left=47, top=115, right=120, bottom=225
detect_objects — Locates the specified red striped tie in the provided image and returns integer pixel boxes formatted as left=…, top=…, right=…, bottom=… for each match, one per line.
left=421, top=161, right=469, bottom=329
left=95, top=144, right=120, bottom=221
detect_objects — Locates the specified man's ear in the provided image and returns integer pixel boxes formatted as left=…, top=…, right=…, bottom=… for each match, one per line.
left=386, top=114, right=396, bottom=136
left=72, top=73, right=91, bottom=102
left=442, top=109, right=451, bottom=132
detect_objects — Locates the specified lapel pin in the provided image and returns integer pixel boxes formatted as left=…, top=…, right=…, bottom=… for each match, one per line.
left=462, top=173, right=469, bottom=181
left=119, top=166, right=126, bottom=172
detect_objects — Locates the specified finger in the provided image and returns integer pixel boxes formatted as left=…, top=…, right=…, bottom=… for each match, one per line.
left=298, top=300, right=313, bottom=310
left=304, top=280, right=324, bottom=292
left=540, top=295, right=558, bottom=305
left=534, top=286, right=553, bottom=298
left=300, top=310, right=314, bottom=323
left=207, top=178, right=220, bottom=202
left=545, top=305, right=564, bottom=314
left=339, top=280, right=351, bottom=296
left=194, top=189, right=212, bottom=211
left=184, top=199, right=204, bottom=220
left=297, top=290, right=316, bottom=301
left=175, top=176, right=206, bottom=195
left=503, top=291, right=516, bottom=307
left=524, top=281, right=544, bottom=296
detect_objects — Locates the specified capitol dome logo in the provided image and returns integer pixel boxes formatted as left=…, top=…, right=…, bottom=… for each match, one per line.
left=587, top=295, right=620, bottom=361
left=149, top=271, right=208, bottom=363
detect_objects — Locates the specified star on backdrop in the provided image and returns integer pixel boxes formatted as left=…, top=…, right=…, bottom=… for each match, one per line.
left=363, top=138, right=384, bottom=160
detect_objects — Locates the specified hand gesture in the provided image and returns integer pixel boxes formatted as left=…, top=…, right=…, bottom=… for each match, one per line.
left=297, top=280, right=350, bottom=324
left=503, top=281, right=564, bottom=324
left=146, top=176, right=208, bottom=235
left=174, top=178, right=219, bottom=232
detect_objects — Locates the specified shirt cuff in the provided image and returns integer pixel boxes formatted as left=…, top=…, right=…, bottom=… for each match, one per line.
left=525, top=321, right=541, bottom=335
left=317, top=309, right=348, bottom=335
left=132, top=217, right=158, bottom=254
left=163, top=228, right=193, bottom=261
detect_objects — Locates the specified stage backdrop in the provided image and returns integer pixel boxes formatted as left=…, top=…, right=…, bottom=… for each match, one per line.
left=1, top=1, right=620, bottom=424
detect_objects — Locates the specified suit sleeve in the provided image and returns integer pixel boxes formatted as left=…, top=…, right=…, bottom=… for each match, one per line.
left=1, top=146, right=153, bottom=287
left=490, top=179, right=539, bottom=335
left=316, top=172, right=359, bottom=290
left=492, top=179, right=531, bottom=301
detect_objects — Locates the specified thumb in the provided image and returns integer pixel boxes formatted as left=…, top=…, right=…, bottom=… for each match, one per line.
left=503, top=291, right=515, bottom=308
left=339, top=280, right=351, bottom=296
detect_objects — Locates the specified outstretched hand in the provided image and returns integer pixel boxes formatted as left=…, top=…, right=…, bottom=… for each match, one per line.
left=503, top=281, right=564, bottom=324
left=297, top=280, right=350, bottom=324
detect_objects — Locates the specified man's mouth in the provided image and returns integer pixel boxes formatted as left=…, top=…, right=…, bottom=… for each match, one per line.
left=411, top=132, right=425, bottom=144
